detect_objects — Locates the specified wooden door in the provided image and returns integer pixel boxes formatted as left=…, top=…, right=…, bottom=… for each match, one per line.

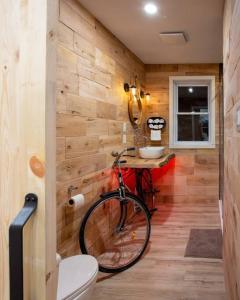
left=0, top=0, right=58, bottom=299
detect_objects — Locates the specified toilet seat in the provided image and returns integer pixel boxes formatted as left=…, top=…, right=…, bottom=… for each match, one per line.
left=57, top=255, right=98, bottom=300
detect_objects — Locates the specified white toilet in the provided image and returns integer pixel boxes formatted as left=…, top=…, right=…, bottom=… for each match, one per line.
left=57, top=254, right=98, bottom=300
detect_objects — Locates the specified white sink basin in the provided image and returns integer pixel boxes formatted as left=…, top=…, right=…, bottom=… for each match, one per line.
left=139, top=146, right=165, bottom=159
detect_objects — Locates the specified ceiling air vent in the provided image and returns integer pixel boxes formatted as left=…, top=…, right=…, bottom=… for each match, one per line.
left=159, top=32, right=188, bottom=45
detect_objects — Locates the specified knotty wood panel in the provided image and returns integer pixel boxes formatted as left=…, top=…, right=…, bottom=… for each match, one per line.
left=0, top=0, right=58, bottom=299
left=223, top=0, right=240, bottom=299
left=145, top=64, right=221, bottom=205
left=57, top=0, right=145, bottom=256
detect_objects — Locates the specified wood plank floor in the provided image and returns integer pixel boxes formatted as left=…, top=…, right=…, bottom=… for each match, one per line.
left=92, top=199, right=226, bottom=300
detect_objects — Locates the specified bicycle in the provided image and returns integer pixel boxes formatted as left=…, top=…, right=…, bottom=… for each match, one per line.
left=79, top=147, right=151, bottom=273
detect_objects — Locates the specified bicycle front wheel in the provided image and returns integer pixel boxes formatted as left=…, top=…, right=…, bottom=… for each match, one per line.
left=79, top=192, right=151, bottom=273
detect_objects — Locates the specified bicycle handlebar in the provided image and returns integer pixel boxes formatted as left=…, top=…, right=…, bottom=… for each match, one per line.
left=111, top=147, right=136, bottom=166
left=126, top=147, right=135, bottom=151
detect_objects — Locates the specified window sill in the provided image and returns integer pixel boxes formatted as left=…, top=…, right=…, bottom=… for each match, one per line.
left=169, top=143, right=216, bottom=149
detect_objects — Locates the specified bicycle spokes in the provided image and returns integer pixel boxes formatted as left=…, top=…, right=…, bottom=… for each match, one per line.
left=81, top=195, right=150, bottom=272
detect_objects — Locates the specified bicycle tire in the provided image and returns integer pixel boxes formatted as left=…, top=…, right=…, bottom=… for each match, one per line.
left=79, top=191, right=151, bottom=273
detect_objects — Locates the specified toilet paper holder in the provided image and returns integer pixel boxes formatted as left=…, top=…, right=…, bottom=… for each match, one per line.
left=66, top=185, right=84, bottom=209
left=67, top=185, right=78, bottom=202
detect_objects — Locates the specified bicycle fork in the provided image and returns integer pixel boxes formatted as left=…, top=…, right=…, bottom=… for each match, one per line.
left=116, top=174, right=128, bottom=233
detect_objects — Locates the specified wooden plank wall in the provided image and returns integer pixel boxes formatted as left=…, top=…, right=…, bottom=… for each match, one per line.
left=56, top=0, right=145, bottom=256
left=145, top=64, right=220, bottom=205
left=223, top=0, right=240, bottom=299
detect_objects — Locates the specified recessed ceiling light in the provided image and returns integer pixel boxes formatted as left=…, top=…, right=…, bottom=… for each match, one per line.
left=144, top=3, right=158, bottom=15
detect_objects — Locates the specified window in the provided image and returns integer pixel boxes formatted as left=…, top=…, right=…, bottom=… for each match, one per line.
left=169, top=76, right=215, bottom=148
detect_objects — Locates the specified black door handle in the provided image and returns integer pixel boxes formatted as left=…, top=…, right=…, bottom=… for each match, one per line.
left=9, top=193, right=38, bottom=300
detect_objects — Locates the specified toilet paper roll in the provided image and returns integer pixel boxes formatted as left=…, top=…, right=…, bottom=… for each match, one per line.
left=68, top=194, right=85, bottom=208
left=151, top=130, right=161, bottom=141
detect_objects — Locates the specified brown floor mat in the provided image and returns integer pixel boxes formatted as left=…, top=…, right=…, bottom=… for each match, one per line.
left=185, top=229, right=223, bottom=259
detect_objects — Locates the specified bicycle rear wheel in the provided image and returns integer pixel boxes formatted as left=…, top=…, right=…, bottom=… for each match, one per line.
left=79, top=191, right=151, bottom=273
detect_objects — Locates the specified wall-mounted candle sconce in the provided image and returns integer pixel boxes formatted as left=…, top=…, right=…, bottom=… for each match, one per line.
left=130, top=85, right=137, bottom=96
left=145, top=93, right=151, bottom=102
left=124, top=79, right=150, bottom=101
left=124, top=83, right=130, bottom=92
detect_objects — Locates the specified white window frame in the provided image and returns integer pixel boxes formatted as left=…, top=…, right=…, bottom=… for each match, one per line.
left=169, top=76, right=216, bottom=149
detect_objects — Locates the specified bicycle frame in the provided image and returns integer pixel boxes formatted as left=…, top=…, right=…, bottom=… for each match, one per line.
left=111, top=148, right=135, bottom=232
left=115, top=160, right=128, bottom=232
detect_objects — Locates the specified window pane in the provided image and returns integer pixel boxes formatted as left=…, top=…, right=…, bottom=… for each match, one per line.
left=178, top=115, right=209, bottom=141
left=178, top=86, right=208, bottom=112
